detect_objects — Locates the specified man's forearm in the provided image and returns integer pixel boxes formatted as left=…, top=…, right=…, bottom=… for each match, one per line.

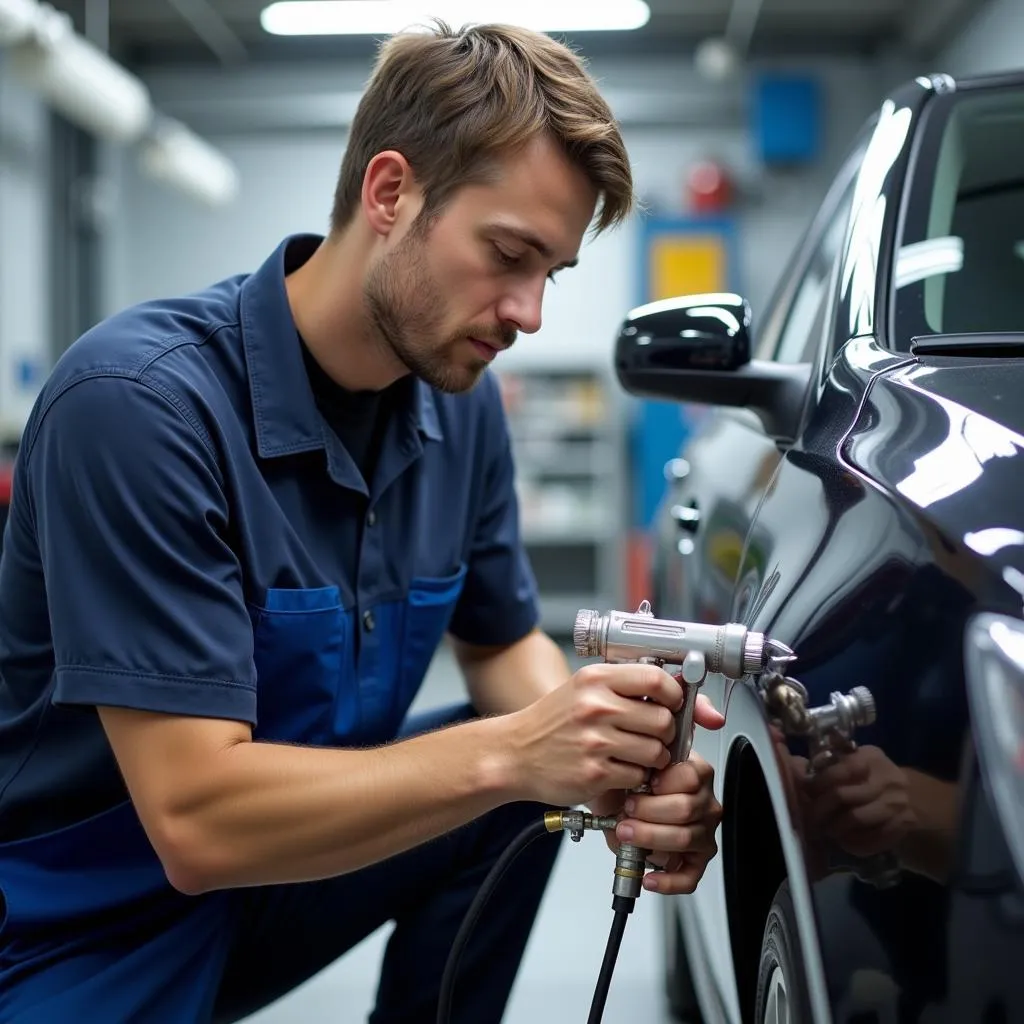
left=157, top=715, right=524, bottom=895
left=452, top=627, right=572, bottom=716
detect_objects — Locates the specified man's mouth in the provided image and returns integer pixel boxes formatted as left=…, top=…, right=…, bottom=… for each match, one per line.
left=469, top=337, right=501, bottom=362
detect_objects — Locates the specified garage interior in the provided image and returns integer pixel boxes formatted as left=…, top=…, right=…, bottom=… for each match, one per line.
left=0, top=0, right=1020, bottom=1021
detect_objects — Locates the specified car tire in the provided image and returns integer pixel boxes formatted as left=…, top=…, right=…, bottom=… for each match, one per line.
left=754, top=880, right=813, bottom=1024
left=662, top=900, right=703, bottom=1022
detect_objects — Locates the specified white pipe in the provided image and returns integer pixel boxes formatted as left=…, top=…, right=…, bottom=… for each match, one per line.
left=0, top=0, right=40, bottom=45
left=6, top=4, right=152, bottom=142
left=139, top=119, right=239, bottom=207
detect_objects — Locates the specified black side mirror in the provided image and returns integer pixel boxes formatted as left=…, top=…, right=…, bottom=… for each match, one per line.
left=614, top=292, right=812, bottom=443
left=616, top=293, right=752, bottom=372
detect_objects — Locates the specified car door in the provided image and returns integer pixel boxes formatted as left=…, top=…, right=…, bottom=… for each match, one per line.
left=674, top=144, right=869, bottom=1024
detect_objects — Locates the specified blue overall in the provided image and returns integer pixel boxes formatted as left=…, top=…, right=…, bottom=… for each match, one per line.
left=0, top=236, right=555, bottom=1021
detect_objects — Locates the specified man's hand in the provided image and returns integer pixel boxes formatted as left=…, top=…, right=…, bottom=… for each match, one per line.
left=593, top=694, right=726, bottom=896
left=504, top=662, right=686, bottom=807
left=615, top=752, right=723, bottom=894
left=801, top=744, right=917, bottom=858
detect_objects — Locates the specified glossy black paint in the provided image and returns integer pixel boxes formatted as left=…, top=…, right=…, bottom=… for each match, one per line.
left=640, top=69, right=1024, bottom=1024
left=615, top=294, right=752, bottom=373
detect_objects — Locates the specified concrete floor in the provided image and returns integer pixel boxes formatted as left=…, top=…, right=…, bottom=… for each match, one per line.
left=241, top=641, right=677, bottom=1024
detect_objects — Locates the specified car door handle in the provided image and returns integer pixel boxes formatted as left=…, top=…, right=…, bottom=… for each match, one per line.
left=670, top=502, right=701, bottom=532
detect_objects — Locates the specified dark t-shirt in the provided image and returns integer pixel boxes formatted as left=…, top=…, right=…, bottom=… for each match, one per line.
left=299, top=339, right=410, bottom=585
left=300, top=340, right=397, bottom=486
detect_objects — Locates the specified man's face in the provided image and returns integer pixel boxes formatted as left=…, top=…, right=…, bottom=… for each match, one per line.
left=364, top=134, right=598, bottom=394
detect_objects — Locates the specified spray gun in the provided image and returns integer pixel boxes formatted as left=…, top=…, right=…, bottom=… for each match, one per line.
left=568, top=600, right=794, bottom=909
left=438, top=603, right=888, bottom=1024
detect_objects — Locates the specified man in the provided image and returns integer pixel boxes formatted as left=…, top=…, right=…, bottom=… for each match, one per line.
left=0, top=20, right=725, bottom=1023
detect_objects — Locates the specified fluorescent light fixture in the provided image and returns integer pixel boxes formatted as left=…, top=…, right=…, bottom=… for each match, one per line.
left=6, top=5, right=152, bottom=143
left=139, top=119, right=240, bottom=208
left=261, top=0, right=651, bottom=36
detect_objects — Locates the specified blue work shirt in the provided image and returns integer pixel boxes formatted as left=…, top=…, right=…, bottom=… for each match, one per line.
left=0, top=234, right=540, bottom=1021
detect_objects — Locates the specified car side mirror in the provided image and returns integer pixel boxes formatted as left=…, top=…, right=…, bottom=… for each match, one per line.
left=614, top=293, right=813, bottom=443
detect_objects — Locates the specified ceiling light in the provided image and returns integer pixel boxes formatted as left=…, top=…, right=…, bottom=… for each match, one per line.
left=260, top=1, right=651, bottom=36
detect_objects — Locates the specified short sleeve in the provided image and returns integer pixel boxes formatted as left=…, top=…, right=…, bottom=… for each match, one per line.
left=447, top=377, right=540, bottom=646
left=25, top=374, right=257, bottom=723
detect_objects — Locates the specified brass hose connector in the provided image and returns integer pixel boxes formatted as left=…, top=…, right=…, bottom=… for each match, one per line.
left=544, top=809, right=619, bottom=842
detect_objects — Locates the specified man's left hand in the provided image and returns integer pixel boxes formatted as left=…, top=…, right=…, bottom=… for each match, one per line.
left=616, top=753, right=723, bottom=894
left=589, top=693, right=725, bottom=895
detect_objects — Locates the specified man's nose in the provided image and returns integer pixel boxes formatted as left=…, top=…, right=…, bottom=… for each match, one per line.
left=497, top=280, right=544, bottom=336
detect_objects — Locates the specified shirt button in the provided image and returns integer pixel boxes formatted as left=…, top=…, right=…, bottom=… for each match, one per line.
left=363, top=610, right=375, bottom=632
left=367, top=509, right=377, bottom=527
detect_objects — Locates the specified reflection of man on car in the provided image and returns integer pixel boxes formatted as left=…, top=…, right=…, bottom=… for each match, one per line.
left=770, top=724, right=961, bottom=885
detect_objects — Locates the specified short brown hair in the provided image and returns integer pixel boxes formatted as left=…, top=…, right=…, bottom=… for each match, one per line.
left=331, top=21, right=634, bottom=236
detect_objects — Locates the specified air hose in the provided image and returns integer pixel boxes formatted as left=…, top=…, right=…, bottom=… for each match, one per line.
left=436, top=812, right=634, bottom=1024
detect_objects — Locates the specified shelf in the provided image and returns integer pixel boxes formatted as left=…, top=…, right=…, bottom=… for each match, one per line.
left=497, top=365, right=627, bottom=635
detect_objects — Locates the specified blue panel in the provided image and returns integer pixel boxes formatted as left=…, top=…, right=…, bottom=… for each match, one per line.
left=628, top=215, right=741, bottom=530
left=752, top=73, right=822, bottom=166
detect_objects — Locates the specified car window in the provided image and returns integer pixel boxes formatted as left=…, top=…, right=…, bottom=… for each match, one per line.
left=753, top=136, right=867, bottom=366
left=771, top=187, right=855, bottom=364
left=894, top=84, right=1024, bottom=346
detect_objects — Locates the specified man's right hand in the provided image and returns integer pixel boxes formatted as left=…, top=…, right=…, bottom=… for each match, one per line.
left=501, top=662, right=684, bottom=807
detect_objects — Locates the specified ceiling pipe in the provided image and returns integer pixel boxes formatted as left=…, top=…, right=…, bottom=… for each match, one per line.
left=165, top=0, right=248, bottom=65
left=694, top=0, right=765, bottom=81
left=723, top=0, right=766, bottom=59
left=84, top=0, right=108, bottom=53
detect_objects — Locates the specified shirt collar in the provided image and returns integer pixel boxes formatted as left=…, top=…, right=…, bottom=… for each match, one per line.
left=239, top=234, right=443, bottom=459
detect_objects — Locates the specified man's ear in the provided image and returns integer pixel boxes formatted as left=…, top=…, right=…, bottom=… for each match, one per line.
left=361, top=150, right=422, bottom=237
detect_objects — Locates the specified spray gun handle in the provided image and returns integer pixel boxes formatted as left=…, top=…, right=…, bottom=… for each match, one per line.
left=612, top=649, right=711, bottom=907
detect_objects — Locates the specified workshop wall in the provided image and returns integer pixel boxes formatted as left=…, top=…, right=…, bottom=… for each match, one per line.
left=937, top=0, right=1024, bottom=76
left=104, top=55, right=911, bottom=374
left=0, top=56, right=50, bottom=446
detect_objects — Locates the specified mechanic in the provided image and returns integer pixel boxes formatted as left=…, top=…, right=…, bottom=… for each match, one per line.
left=0, top=20, right=725, bottom=1024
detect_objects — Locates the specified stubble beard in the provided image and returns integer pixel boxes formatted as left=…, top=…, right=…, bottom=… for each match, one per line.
left=363, top=228, right=491, bottom=395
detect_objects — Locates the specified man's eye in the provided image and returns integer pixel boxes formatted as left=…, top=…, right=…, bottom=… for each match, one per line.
left=493, top=246, right=519, bottom=267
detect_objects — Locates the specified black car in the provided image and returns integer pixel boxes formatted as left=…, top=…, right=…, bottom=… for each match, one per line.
left=613, top=70, right=1024, bottom=1023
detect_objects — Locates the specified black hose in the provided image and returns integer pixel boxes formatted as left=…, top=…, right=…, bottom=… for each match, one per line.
left=436, top=816, right=552, bottom=1024
left=586, top=896, right=635, bottom=1024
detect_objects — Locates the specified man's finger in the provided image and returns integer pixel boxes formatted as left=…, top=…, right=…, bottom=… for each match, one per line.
left=693, top=693, right=725, bottom=730
left=617, top=819, right=715, bottom=853
left=808, top=779, right=882, bottom=824
left=651, top=754, right=714, bottom=795
left=624, top=790, right=713, bottom=826
left=803, top=756, right=869, bottom=795
left=643, top=852, right=716, bottom=895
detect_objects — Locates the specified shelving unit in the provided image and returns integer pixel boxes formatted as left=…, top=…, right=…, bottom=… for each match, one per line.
left=496, top=367, right=629, bottom=640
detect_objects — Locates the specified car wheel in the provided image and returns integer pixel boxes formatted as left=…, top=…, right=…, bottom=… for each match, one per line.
left=662, top=900, right=703, bottom=1022
left=754, top=880, right=812, bottom=1024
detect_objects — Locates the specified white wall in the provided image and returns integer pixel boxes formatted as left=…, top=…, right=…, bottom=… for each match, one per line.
left=937, top=0, right=1024, bottom=75
left=106, top=56, right=908, bottom=373
left=0, top=54, right=50, bottom=443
